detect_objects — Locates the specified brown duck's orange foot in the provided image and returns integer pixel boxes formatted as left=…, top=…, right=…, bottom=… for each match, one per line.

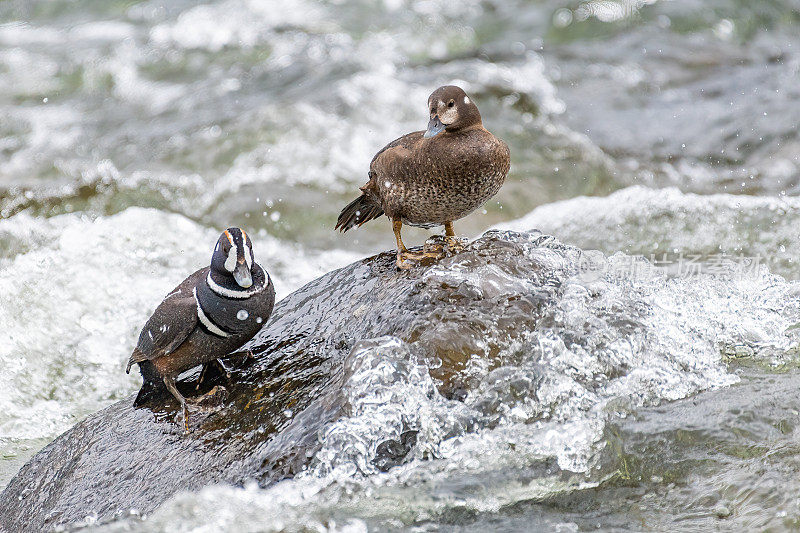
left=396, top=252, right=414, bottom=270
left=445, top=235, right=465, bottom=252
left=422, top=235, right=463, bottom=255
left=396, top=248, right=443, bottom=269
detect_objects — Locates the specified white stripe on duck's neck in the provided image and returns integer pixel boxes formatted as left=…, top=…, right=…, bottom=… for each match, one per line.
left=206, top=271, right=264, bottom=299
left=193, top=287, right=230, bottom=338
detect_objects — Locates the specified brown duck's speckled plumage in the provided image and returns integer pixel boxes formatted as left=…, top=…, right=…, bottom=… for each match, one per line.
left=336, top=85, right=510, bottom=232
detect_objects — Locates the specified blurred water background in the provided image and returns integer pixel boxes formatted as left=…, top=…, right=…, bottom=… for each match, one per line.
left=1, top=0, right=800, bottom=530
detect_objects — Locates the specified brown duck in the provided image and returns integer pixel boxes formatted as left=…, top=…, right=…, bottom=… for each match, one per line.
left=335, top=85, right=510, bottom=268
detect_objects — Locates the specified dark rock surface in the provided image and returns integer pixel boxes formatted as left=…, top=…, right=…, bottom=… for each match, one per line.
left=0, top=231, right=569, bottom=532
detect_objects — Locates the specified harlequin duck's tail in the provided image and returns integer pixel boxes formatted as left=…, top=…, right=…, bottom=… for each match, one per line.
left=335, top=194, right=384, bottom=232
left=133, top=360, right=167, bottom=407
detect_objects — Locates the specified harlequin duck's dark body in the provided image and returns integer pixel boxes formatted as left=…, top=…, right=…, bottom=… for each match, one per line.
left=335, top=85, right=510, bottom=268
left=126, top=228, right=275, bottom=432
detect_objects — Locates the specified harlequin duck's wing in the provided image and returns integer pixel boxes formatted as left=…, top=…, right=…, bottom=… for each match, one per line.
left=133, top=296, right=197, bottom=360
left=126, top=270, right=204, bottom=371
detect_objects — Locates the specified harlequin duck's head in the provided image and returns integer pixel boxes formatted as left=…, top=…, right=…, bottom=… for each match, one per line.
left=210, top=228, right=256, bottom=288
left=424, top=85, right=482, bottom=138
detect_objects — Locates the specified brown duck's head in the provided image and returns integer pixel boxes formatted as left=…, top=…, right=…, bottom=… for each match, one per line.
left=424, top=85, right=482, bottom=138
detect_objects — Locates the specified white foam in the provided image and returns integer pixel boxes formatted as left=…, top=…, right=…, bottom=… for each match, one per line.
left=496, top=186, right=800, bottom=277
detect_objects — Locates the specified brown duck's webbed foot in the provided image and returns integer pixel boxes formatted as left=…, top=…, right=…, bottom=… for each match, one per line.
left=163, top=376, right=190, bottom=434
left=196, top=358, right=230, bottom=391
left=396, top=249, right=432, bottom=269
left=444, top=222, right=465, bottom=252
left=393, top=219, right=417, bottom=269
left=393, top=219, right=450, bottom=268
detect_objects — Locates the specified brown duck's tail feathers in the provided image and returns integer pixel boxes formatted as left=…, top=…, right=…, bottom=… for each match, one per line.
left=132, top=360, right=167, bottom=407
left=335, top=194, right=384, bottom=232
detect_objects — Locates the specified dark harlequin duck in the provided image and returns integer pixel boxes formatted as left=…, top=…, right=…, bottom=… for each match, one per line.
left=335, top=85, right=511, bottom=268
left=126, top=228, right=275, bottom=432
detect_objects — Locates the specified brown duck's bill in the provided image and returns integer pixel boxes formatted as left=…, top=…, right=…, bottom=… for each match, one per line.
left=424, top=115, right=445, bottom=138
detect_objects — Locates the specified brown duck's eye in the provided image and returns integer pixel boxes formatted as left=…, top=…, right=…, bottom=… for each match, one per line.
left=448, top=100, right=455, bottom=108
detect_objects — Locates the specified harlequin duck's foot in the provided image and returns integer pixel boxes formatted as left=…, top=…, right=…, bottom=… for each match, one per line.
left=163, top=376, right=192, bottom=434
left=196, top=359, right=230, bottom=391
left=187, top=385, right=229, bottom=410
left=181, top=405, right=190, bottom=434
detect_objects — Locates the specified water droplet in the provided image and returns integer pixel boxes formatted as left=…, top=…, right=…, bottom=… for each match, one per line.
left=237, top=310, right=249, bottom=320
left=553, top=8, right=573, bottom=27
left=283, top=409, right=293, bottom=418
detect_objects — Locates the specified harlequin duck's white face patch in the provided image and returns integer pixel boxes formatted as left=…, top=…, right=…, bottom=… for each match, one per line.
left=464, top=96, right=470, bottom=104
left=224, top=246, right=237, bottom=272
left=223, top=230, right=237, bottom=272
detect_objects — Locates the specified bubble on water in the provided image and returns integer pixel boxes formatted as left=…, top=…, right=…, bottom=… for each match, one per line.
left=553, top=8, right=573, bottom=28
left=714, top=19, right=734, bottom=40
left=236, top=310, right=249, bottom=320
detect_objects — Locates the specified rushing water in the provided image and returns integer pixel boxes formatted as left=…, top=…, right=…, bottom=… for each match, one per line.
left=1, top=0, right=799, bottom=531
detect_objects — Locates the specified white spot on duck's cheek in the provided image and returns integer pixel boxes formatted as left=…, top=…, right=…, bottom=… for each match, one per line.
left=237, top=309, right=249, bottom=320
left=440, top=107, right=458, bottom=125
left=464, top=96, right=470, bottom=104
left=224, top=245, right=237, bottom=272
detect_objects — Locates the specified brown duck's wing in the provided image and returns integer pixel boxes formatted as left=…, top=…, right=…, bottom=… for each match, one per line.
left=127, top=269, right=205, bottom=370
left=370, top=131, right=425, bottom=168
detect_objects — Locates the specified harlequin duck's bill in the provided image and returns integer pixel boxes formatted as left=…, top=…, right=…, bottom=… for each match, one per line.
left=233, top=259, right=252, bottom=288
left=424, top=115, right=445, bottom=138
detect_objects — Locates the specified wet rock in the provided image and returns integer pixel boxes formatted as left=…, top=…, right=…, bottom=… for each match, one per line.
left=373, top=430, right=419, bottom=472
left=0, top=230, right=570, bottom=532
